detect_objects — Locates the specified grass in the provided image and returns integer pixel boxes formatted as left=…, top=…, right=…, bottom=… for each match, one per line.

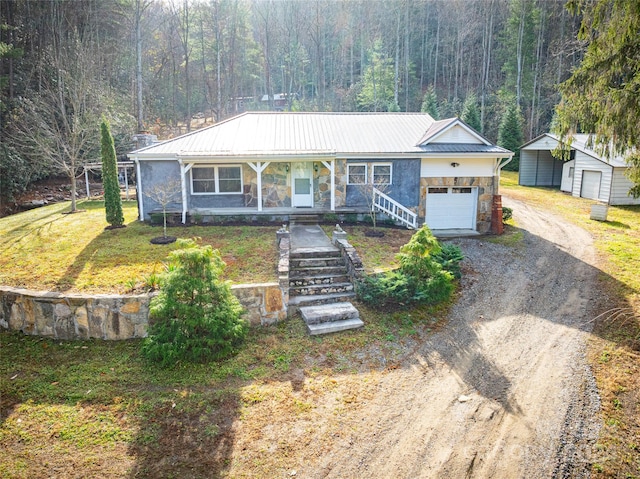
left=0, top=200, right=278, bottom=293
left=500, top=171, right=640, bottom=478
left=1, top=301, right=449, bottom=478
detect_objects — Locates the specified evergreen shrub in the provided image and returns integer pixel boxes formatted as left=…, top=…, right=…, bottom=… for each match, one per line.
left=141, top=239, right=248, bottom=368
left=356, top=226, right=462, bottom=308
left=100, top=119, right=124, bottom=227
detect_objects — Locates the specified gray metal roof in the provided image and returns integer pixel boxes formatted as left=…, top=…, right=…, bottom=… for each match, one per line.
left=131, top=112, right=508, bottom=158
left=420, top=144, right=511, bottom=154
left=522, top=133, right=629, bottom=168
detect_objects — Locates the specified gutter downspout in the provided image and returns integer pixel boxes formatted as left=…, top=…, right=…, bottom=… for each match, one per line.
left=494, top=155, right=514, bottom=194
left=178, top=158, right=190, bottom=224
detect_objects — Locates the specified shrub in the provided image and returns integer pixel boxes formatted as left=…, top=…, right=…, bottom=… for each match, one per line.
left=432, top=242, right=464, bottom=279
left=141, top=239, right=248, bottom=367
left=502, top=206, right=513, bottom=223
left=101, top=119, right=124, bottom=227
left=357, top=226, right=461, bottom=308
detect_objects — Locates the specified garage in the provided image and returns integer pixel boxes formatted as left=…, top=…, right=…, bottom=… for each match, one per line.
left=425, top=186, right=477, bottom=229
left=580, top=170, right=601, bottom=200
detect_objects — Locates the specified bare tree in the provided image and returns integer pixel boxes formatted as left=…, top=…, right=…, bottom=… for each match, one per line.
left=8, top=34, right=126, bottom=213
left=143, top=179, right=182, bottom=240
left=355, top=179, right=390, bottom=230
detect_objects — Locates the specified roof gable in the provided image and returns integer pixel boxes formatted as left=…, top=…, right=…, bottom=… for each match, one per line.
left=416, top=118, right=491, bottom=146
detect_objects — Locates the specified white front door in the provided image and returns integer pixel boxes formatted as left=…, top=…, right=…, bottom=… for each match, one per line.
left=291, top=162, right=313, bottom=207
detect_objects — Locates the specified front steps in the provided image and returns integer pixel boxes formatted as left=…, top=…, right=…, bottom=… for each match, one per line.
left=288, top=245, right=362, bottom=335
left=300, top=302, right=363, bottom=335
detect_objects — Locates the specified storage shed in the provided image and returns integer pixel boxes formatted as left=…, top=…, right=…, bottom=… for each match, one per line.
left=519, top=133, right=640, bottom=206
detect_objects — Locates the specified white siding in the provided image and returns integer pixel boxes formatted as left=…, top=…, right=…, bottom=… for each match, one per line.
left=560, top=160, right=575, bottom=192
left=420, top=157, right=495, bottom=177
left=573, top=151, right=612, bottom=202
left=432, top=125, right=481, bottom=144
left=610, top=167, right=640, bottom=205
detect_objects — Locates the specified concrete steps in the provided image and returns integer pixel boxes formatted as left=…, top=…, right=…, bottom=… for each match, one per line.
left=300, top=302, right=364, bottom=335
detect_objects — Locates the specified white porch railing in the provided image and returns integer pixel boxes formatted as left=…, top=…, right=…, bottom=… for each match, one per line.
left=372, top=187, right=418, bottom=229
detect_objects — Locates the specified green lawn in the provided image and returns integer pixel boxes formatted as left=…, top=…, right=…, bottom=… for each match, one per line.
left=0, top=201, right=279, bottom=293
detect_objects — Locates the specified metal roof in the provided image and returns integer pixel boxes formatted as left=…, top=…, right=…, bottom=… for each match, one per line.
left=522, top=133, right=629, bottom=168
left=131, top=112, right=509, bottom=159
left=420, top=144, right=511, bottom=154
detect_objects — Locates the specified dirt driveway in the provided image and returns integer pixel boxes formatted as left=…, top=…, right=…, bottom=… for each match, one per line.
left=279, top=196, right=603, bottom=478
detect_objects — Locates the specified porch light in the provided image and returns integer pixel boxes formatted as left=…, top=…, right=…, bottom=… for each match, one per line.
left=285, top=164, right=289, bottom=173
left=314, top=163, right=319, bottom=173
left=450, top=162, right=460, bottom=168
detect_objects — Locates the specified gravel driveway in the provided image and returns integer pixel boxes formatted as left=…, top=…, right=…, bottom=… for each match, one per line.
left=304, top=196, right=603, bottom=478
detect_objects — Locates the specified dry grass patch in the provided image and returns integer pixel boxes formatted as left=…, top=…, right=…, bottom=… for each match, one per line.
left=501, top=171, right=640, bottom=477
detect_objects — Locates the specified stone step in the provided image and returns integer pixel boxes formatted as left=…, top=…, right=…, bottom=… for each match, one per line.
left=289, top=282, right=354, bottom=297
left=306, top=318, right=365, bottom=335
left=290, top=256, right=346, bottom=269
left=290, top=214, right=321, bottom=224
left=288, top=291, right=356, bottom=312
left=290, top=249, right=341, bottom=259
left=299, top=302, right=360, bottom=325
left=289, top=273, right=350, bottom=287
left=289, top=265, right=348, bottom=278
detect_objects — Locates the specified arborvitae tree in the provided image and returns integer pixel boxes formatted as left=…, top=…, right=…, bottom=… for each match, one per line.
left=498, top=101, right=524, bottom=171
left=101, top=118, right=124, bottom=227
left=461, top=94, right=482, bottom=132
left=420, top=86, right=439, bottom=120
left=141, top=239, right=248, bottom=367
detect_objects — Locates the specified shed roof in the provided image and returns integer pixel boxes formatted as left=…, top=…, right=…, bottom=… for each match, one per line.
left=131, top=112, right=511, bottom=159
left=521, top=133, right=629, bottom=168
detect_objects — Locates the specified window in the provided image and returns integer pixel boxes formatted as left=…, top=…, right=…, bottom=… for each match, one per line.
left=568, top=167, right=575, bottom=178
left=372, top=164, right=392, bottom=185
left=452, top=187, right=472, bottom=194
left=191, top=165, right=242, bottom=194
left=347, top=164, right=367, bottom=185
left=428, top=187, right=448, bottom=194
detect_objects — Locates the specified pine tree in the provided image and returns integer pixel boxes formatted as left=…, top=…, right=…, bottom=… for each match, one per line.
left=420, top=86, right=439, bottom=120
left=141, top=239, right=248, bottom=367
left=498, top=101, right=524, bottom=171
left=461, top=94, right=482, bottom=132
left=101, top=118, right=124, bottom=227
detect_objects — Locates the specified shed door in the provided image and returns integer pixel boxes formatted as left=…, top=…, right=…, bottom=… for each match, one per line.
left=580, top=170, right=601, bottom=200
left=425, top=186, right=477, bottom=229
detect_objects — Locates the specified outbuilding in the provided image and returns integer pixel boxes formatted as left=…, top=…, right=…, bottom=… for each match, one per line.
left=520, top=133, right=640, bottom=205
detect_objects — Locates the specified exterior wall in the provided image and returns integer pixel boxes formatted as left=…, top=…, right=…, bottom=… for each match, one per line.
left=572, top=151, right=613, bottom=202
left=519, top=149, right=563, bottom=187
left=419, top=176, right=495, bottom=233
left=345, top=159, right=420, bottom=211
left=1, top=284, right=287, bottom=340
left=561, top=160, right=575, bottom=192
left=334, top=160, right=348, bottom=208
left=420, top=157, right=495, bottom=177
left=139, top=160, right=182, bottom=219
left=261, top=163, right=291, bottom=207
left=610, top=167, right=640, bottom=205
left=432, top=125, right=479, bottom=143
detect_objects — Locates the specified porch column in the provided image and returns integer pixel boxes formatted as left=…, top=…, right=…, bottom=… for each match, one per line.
left=135, top=159, right=144, bottom=220
left=248, top=161, right=270, bottom=212
left=179, top=161, right=193, bottom=224
left=322, top=159, right=335, bottom=211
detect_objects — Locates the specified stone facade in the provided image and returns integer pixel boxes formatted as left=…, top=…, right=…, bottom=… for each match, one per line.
left=419, top=176, right=496, bottom=233
left=0, top=283, right=287, bottom=340
left=261, top=163, right=291, bottom=207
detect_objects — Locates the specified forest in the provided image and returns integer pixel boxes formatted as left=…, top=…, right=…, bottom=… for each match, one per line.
left=0, top=0, right=584, bottom=203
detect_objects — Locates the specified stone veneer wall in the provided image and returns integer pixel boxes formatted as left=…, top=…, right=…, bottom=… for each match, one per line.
left=0, top=283, right=287, bottom=341
left=419, top=176, right=496, bottom=233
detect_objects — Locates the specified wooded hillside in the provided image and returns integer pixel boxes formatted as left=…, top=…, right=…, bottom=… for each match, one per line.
left=0, top=0, right=583, bottom=202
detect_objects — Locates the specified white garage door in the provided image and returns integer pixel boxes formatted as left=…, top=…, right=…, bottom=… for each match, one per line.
left=425, top=186, right=477, bottom=229
left=580, top=170, right=602, bottom=200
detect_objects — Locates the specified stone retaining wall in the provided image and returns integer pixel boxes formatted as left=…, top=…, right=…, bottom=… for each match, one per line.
left=0, top=283, right=286, bottom=341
